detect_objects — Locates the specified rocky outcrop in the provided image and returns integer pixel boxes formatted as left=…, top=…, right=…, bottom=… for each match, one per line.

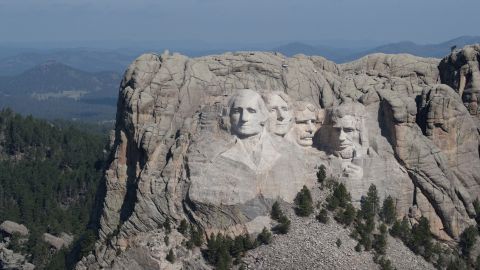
left=77, top=46, right=480, bottom=269
left=0, top=221, right=29, bottom=237
left=42, top=233, right=73, bottom=250
left=0, top=243, right=35, bottom=270
left=439, top=45, right=480, bottom=124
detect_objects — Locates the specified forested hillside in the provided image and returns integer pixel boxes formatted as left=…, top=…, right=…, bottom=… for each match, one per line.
left=0, top=108, right=107, bottom=269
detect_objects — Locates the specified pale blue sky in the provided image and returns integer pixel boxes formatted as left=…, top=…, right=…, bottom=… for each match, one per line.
left=1, top=0, right=478, bottom=47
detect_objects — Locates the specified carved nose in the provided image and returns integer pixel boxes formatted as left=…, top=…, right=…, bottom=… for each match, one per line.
left=306, top=121, right=314, bottom=133
left=241, top=111, right=251, bottom=122
left=339, top=129, right=346, bottom=141
left=278, top=110, right=285, bottom=120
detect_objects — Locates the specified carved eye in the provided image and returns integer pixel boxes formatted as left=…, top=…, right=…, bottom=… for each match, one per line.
left=281, top=107, right=288, bottom=111
left=231, top=108, right=241, bottom=114
left=247, top=108, right=256, bottom=113
left=344, top=128, right=355, bottom=133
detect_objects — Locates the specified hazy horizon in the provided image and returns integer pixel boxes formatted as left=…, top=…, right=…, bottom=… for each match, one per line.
left=1, top=0, right=479, bottom=49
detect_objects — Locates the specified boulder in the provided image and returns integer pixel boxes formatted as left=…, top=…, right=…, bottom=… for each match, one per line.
left=0, top=221, right=28, bottom=237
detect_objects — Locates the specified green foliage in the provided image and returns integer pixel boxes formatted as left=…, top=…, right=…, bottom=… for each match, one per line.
left=447, top=256, right=468, bottom=270
left=166, top=249, right=175, bottom=263
left=380, top=196, right=396, bottom=225
left=377, top=256, right=394, bottom=270
left=188, top=224, right=204, bottom=248
left=390, top=216, right=436, bottom=262
left=335, top=203, right=356, bottom=225
left=79, top=229, right=97, bottom=258
left=390, top=217, right=411, bottom=241
left=459, top=225, right=478, bottom=257
left=355, top=243, right=362, bottom=252
left=270, top=202, right=290, bottom=234
left=0, top=109, right=106, bottom=269
left=270, top=201, right=282, bottom=221
left=294, top=186, right=313, bottom=217
left=316, top=209, right=329, bottom=224
left=316, top=164, right=326, bottom=185
left=410, top=217, right=433, bottom=257
left=257, top=227, right=272, bottom=245
left=273, top=215, right=291, bottom=234
left=476, top=255, right=480, bottom=270
left=177, top=219, right=188, bottom=235
left=204, top=233, right=256, bottom=269
left=373, top=224, right=388, bottom=255
left=326, top=183, right=351, bottom=210
left=360, top=184, right=379, bottom=221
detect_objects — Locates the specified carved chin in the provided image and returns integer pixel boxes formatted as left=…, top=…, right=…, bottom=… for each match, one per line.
left=274, top=123, right=291, bottom=136
left=235, top=125, right=261, bottom=136
left=335, top=148, right=354, bottom=159
left=297, top=137, right=313, bottom=146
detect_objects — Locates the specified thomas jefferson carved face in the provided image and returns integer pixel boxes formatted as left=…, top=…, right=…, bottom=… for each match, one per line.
left=265, top=93, right=293, bottom=136
left=293, top=104, right=317, bottom=147
left=332, top=115, right=361, bottom=159
left=229, top=90, right=267, bottom=138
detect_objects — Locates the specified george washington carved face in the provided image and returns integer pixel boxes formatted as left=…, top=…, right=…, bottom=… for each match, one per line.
left=228, top=89, right=268, bottom=138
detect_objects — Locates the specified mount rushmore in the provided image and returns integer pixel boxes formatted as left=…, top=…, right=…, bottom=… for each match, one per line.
left=77, top=44, right=480, bottom=269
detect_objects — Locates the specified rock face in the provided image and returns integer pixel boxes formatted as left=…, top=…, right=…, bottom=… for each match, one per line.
left=77, top=48, right=480, bottom=269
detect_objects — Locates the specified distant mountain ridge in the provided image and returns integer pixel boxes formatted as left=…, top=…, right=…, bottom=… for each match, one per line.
left=0, top=61, right=120, bottom=96
left=0, top=62, right=121, bottom=121
left=273, top=35, right=480, bottom=62
left=0, top=48, right=138, bottom=76
left=348, top=35, right=480, bottom=61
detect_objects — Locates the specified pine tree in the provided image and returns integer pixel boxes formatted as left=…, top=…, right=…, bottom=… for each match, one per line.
left=316, top=209, right=329, bottom=224
left=177, top=219, right=188, bottom=235
left=295, top=185, right=313, bottom=217
left=317, top=165, right=327, bottom=185
left=257, top=227, right=272, bottom=245
left=273, top=215, right=291, bottom=234
left=380, top=196, right=396, bottom=225
left=459, top=225, right=478, bottom=257
left=271, top=201, right=282, bottom=221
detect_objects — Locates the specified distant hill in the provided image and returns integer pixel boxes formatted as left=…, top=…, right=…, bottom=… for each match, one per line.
left=0, top=62, right=121, bottom=121
left=345, top=35, right=480, bottom=62
left=0, top=61, right=120, bottom=96
left=272, top=42, right=357, bottom=62
left=271, top=36, right=480, bottom=63
left=0, top=48, right=137, bottom=76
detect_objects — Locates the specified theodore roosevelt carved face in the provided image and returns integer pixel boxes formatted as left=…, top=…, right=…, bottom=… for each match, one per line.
left=228, top=89, right=268, bottom=138
left=293, top=102, right=318, bottom=147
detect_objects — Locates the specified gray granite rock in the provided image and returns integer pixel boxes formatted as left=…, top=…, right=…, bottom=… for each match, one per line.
left=77, top=46, right=480, bottom=269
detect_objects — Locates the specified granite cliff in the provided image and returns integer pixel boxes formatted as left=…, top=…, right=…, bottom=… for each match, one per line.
left=77, top=45, right=480, bottom=269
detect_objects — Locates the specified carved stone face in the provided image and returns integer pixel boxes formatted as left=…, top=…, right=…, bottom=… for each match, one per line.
left=268, top=94, right=293, bottom=136
left=294, top=108, right=317, bottom=147
left=229, top=93, right=265, bottom=137
left=332, top=115, right=360, bottom=159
